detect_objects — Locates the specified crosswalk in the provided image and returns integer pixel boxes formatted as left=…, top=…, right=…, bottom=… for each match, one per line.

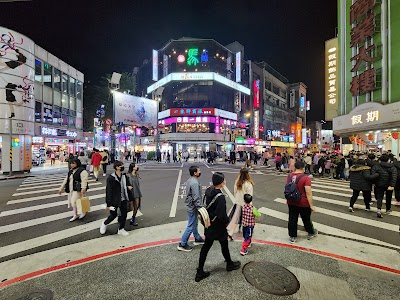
left=0, top=173, right=143, bottom=261
left=255, top=177, right=400, bottom=250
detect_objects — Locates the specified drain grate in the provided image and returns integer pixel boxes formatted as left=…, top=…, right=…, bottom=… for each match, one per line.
left=242, top=261, right=300, bottom=295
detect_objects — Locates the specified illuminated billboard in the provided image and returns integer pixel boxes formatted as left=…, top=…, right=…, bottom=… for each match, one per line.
left=325, top=37, right=339, bottom=121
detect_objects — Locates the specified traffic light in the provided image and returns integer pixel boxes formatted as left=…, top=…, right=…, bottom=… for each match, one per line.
left=12, top=138, right=20, bottom=147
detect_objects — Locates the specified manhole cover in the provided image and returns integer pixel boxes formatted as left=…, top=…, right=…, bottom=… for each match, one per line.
left=242, top=261, right=300, bottom=295
left=11, top=289, right=54, bottom=300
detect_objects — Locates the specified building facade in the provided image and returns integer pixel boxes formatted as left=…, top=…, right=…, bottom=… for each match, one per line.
left=0, top=27, right=84, bottom=173
left=332, top=0, right=400, bottom=154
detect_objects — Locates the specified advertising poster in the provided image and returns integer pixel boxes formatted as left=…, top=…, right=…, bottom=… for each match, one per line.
left=114, top=91, right=157, bottom=127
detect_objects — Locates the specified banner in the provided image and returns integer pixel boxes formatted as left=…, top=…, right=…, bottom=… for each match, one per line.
left=114, top=91, right=157, bottom=127
left=325, top=37, right=339, bottom=121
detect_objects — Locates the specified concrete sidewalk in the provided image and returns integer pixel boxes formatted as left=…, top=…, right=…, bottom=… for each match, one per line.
left=0, top=222, right=399, bottom=299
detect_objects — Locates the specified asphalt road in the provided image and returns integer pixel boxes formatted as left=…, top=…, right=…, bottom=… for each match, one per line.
left=0, top=159, right=399, bottom=263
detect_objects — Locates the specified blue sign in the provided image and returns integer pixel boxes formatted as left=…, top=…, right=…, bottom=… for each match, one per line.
left=300, top=96, right=305, bottom=108
left=201, top=50, right=209, bottom=63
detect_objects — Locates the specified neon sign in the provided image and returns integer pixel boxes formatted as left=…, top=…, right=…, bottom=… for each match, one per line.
left=187, top=48, right=199, bottom=66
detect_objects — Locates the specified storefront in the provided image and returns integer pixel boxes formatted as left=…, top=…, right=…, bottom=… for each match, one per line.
left=333, top=102, right=400, bottom=155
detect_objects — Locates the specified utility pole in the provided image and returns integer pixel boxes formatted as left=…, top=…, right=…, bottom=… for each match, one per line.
left=9, top=117, right=13, bottom=176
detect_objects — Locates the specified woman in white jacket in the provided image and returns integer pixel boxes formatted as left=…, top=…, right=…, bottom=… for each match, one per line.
left=58, top=158, right=89, bottom=222
left=227, top=167, right=254, bottom=239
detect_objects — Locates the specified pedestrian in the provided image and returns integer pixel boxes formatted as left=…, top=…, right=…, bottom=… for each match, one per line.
left=100, top=149, right=109, bottom=177
left=226, top=167, right=254, bottom=239
left=58, top=158, right=89, bottom=222
left=286, top=161, right=317, bottom=243
left=100, top=160, right=133, bottom=236
left=371, top=154, right=397, bottom=217
left=348, top=159, right=378, bottom=212
left=78, top=151, right=89, bottom=171
left=167, top=151, right=171, bottom=163
left=275, top=153, right=282, bottom=171
left=393, top=158, right=400, bottom=206
left=195, top=172, right=241, bottom=282
left=288, top=156, right=295, bottom=173
left=304, top=154, right=312, bottom=174
left=240, top=194, right=261, bottom=256
left=126, top=162, right=142, bottom=226
left=91, top=149, right=103, bottom=181
left=177, top=165, right=205, bottom=252
left=50, top=151, right=56, bottom=165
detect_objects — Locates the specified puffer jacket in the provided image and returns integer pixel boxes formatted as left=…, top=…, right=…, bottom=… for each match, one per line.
left=204, top=186, right=229, bottom=241
left=393, top=161, right=400, bottom=189
left=349, top=165, right=378, bottom=191
left=372, top=162, right=397, bottom=188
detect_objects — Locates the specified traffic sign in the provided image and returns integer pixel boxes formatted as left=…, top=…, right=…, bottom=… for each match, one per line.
left=105, top=118, right=112, bottom=126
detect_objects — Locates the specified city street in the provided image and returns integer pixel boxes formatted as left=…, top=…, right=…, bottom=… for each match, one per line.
left=1, top=160, right=399, bottom=264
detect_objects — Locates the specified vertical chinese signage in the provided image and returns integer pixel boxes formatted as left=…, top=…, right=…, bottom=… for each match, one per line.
left=236, top=52, right=241, bottom=82
left=349, top=0, right=379, bottom=97
left=152, top=50, right=158, bottom=81
left=253, top=79, right=260, bottom=109
left=254, top=110, right=259, bottom=139
left=325, top=37, right=339, bottom=121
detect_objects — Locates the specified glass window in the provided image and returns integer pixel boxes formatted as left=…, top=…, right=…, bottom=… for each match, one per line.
left=53, top=105, right=61, bottom=125
left=35, top=59, right=42, bottom=82
left=265, top=80, right=271, bottom=91
left=35, top=101, right=42, bottom=122
left=76, top=80, right=82, bottom=100
left=43, top=103, right=53, bottom=124
left=69, top=77, right=76, bottom=97
left=54, top=68, right=61, bottom=91
left=62, top=73, right=69, bottom=94
left=272, top=85, right=279, bottom=95
left=69, top=117, right=76, bottom=128
left=61, top=107, right=69, bottom=126
left=43, top=63, right=52, bottom=88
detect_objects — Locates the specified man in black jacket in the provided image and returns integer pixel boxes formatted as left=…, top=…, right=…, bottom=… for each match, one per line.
left=371, top=154, right=397, bottom=218
left=195, top=172, right=240, bottom=282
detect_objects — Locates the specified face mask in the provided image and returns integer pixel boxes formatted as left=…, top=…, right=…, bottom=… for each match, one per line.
left=119, top=166, right=125, bottom=172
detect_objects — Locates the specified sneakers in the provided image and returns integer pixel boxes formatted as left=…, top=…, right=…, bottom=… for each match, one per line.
left=348, top=207, right=354, bottom=213
left=377, top=210, right=383, bottom=218
left=195, top=268, right=210, bottom=282
left=365, top=208, right=371, bottom=211
left=177, top=243, right=193, bottom=252
left=130, top=218, right=138, bottom=226
left=103, top=174, right=106, bottom=177
left=226, top=261, right=241, bottom=271
left=308, top=229, right=318, bottom=240
left=240, top=249, right=248, bottom=256
left=289, top=237, right=297, bottom=244
left=69, top=215, right=78, bottom=222
left=117, top=229, right=129, bottom=236
left=79, top=213, right=86, bottom=219
left=386, top=210, right=392, bottom=214
left=100, top=221, right=107, bottom=234
left=193, top=239, right=205, bottom=246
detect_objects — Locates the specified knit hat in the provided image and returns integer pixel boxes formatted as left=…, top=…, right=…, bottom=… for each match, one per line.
left=212, top=172, right=225, bottom=186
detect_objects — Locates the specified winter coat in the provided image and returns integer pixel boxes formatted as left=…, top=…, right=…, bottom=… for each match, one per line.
left=393, top=161, right=400, bottom=190
left=105, top=173, right=131, bottom=208
left=204, top=186, right=230, bottom=241
left=349, top=165, right=378, bottom=191
left=371, top=162, right=397, bottom=188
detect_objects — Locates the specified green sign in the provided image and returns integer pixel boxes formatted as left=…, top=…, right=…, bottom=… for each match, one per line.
left=187, top=48, right=199, bottom=66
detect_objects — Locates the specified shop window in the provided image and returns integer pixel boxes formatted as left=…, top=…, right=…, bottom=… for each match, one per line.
left=69, top=77, right=76, bottom=97
left=35, top=101, right=42, bottom=122
left=62, top=73, right=69, bottom=94
left=35, top=59, right=42, bottom=82
left=76, top=80, right=82, bottom=100
left=69, top=116, right=75, bottom=128
left=54, top=68, right=61, bottom=91
left=53, top=105, right=61, bottom=125
left=43, top=63, right=52, bottom=88
left=177, top=123, right=209, bottom=133
left=43, top=103, right=53, bottom=124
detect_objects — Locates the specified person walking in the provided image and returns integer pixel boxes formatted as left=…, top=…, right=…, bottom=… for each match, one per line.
left=274, top=153, right=282, bottom=171
left=50, top=151, right=56, bottom=166
left=240, top=194, right=261, bottom=256
left=177, top=165, right=205, bottom=252
left=58, top=158, right=89, bottom=222
left=126, top=162, right=142, bottom=226
left=100, top=161, right=133, bottom=236
left=288, top=156, right=296, bottom=173
left=348, top=159, right=378, bottom=212
left=226, top=167, right=254, bottom=239
left=91, top=149, right=103, bottom=181
left=304, top=154, right=312, bottom=174
left=100, top=149, right=109, bottom=177
left=78, top=151, right=89, bottom=171
left=195, top=172, right=241, bottom=282
left=371, top=154, right=397, bottom=218
left=286, top=161, right=317, bottom=244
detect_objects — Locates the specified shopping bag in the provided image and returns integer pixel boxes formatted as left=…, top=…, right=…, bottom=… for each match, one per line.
left=76, top=197, right=91, bottom=215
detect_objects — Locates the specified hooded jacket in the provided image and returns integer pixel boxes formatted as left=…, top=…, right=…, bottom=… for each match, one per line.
left=371, top=162, right=397, bottom=188
left=204, top=186, right=229, bottom=241
left=105, top=173, right=131, bottom=208
left=349, top=165, right=378, bottom=191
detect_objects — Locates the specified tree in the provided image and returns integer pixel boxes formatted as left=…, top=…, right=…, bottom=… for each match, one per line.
left=83, top=72, right=136, bottom=131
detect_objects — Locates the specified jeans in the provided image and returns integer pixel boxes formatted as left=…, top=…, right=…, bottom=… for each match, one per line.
left=350, top=190, right=371, bottom=209
left=241, top=226, right=254, bottom=252
left=104, top=200, right=128, bottom=230
left=375, top=187, right=393, bottom=211
left=288, top=205, right=315, bottom=238
left=180, top=211, right=203, bottom=246
left=198, top=239, right=232, bottom=270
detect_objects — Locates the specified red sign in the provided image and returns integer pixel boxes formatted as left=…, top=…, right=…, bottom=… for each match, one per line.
left=253, top=79, right=260, bottom=109
left=170, top=108, right=215, bottom=117
left=105, top=118, right=112, bottom=126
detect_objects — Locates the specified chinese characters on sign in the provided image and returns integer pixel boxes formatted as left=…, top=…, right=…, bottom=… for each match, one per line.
left=327, top=48, right=337, bottom=105
left=349, top=0, right=378, bottom=97
left=325, top=37, right=339, bottom=121
left=351, top=110, right=379, bottom=125
left=253, top=79, right=260, bottom=109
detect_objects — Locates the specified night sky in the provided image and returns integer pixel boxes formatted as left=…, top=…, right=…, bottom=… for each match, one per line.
left=0, top=0, right=337, bottom=121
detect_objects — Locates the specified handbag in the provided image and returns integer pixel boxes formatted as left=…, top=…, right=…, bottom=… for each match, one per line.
left=76, top=197, right=91, bottom=215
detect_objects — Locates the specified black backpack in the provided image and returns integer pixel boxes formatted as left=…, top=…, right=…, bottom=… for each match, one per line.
left=284, top=174, right=305, bottom=202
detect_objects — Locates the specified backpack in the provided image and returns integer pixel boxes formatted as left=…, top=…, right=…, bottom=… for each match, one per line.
left=284, top=174, right=305, bottom=202
left=198, top=192, right=223, bottom=228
